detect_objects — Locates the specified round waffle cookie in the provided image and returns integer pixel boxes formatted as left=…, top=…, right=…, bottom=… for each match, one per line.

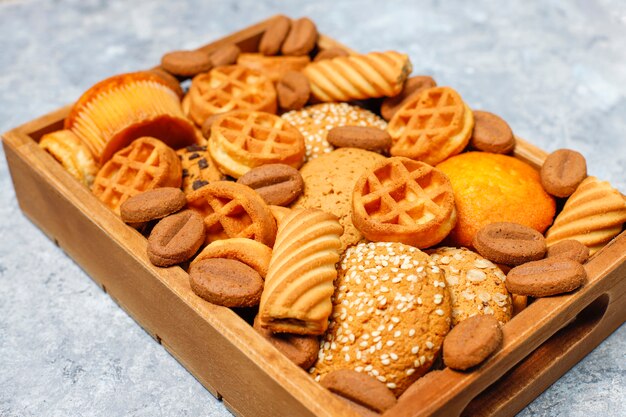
left=208, top=110, right=305, bottom=178
left=187, top=181, right=277, bottom=247
left=91, top=137, right=182, bottom=214
left=65, top=71, right=199, bottom=164
left=182, top=65, right=277, bottom=127
left=176, top=144, right=225, bottom=194
left=352, top=157, right=457, bottom=249
left=310, top=242, right=451, bottom=395
left=428, top=247, right=511, bottom=327
left=281, top=103, right=387, bottom=161
left=387, top=86, right=474, bottom=166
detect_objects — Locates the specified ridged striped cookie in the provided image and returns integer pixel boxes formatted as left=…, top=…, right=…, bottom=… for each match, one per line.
left=258, top=208, right=343, bottom=335
left=546, top=176, right=626, bottom=255
left=303, top=51, right=412, bottom=102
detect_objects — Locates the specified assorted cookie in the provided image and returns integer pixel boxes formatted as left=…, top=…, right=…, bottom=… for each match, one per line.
left=37, top=15, right=626, bottom=406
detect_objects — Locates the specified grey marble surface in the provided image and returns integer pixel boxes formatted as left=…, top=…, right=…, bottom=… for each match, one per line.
left=1, top=0, right=624, bottom=416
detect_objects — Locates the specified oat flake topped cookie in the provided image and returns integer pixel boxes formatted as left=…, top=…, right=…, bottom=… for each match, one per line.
left=281, top=103, right=387, bottom=161
left=310, top=241, right=451, bottom=395
left=429, top=247, right=511, bottom=327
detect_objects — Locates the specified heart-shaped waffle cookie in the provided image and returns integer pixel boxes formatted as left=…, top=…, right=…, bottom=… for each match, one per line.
left=91, top=137, right=182, bottom=214
left=187, top=181, right=277, bottom=246
left=387, top=87, right=474, bottom=166
left=208, top=110, right=305, bottom=178
left=182, top=65, right=277, bottom=127
left=352, top=157, right=456, bottom=248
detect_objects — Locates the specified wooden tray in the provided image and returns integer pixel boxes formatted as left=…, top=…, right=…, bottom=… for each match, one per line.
left=3, top=15, right=625, bottom=417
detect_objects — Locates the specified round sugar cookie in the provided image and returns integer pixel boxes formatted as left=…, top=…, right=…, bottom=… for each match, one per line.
left=281, top=103, right=387, bottom=161
left=292, top=148, right=385, bottom=252
left=429, top=247, right=511, bottom=327
left=310, top=242, right=452, bottom=396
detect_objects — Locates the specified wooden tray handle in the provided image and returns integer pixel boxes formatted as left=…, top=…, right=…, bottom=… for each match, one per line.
left=386, top=231, right=626, bottom=417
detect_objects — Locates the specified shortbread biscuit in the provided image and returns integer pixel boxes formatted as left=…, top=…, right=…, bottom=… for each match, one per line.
left=281, top=103, right=387, bottom=161
left=429, top=247, right=511, bottom=326
left=292, top=148, right=386, bottom=251
left=258, top=209, right=343, bottom=335
left=310, top=242, right=452, bottom=395
left=303, top=51, right=412, bottom=102
left=545, top=176, right=626, bottom=255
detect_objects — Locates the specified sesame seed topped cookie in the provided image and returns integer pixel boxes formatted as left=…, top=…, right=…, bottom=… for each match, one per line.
left=281, top=103, right=387, bottom=161
left=429, top=247, right=511, bottom=326
left=310, top=241, right=451, bottom=395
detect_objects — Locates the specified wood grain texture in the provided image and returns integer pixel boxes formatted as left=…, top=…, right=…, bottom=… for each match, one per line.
left=2, top=15, right=625, bottom=417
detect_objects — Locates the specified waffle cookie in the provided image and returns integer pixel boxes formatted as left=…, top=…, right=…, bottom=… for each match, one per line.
left=39, top=129, right=98, bottom=187
left=182, top=65, right=277, bottom=127
left=546, top=176, right=626, bottom=255
left=208, top=110, right=305, bottom=178
left=281, top=103, right=387, bottom=161
left=258, top=209, right=343, bottom=335
left=352, top=157, right=457, bottom=249
left=310, top=242, right=451, bottom=395
left=237, top=53, right=310, bottom=83
left=292, top=148, right=386, bottom=251
left=303, top=51, right=412, bottom=102
left=187, top=181, right=277, bottom=247
left=91, top=137, right=182, bottom=214
left=65, top=71, right=199, bottom=164
left=429, top=247, right=511, bottom=326
left=176, top=144, right=225, bottom=194
left=387, top=86, right=474, bottom=166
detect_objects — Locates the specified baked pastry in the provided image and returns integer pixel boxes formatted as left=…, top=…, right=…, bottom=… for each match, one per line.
left=182, top=65, right=277, bottom=127
left=237, top=53, right=310, bottom=83
left=258, top=208, right=343, bottom=335
left=310, top=242, right=451, bottom=395
left=281, top=103, right=387, bottom=161
left=303, top=51, right=412, bottom=102
left=39, top=129, right=98, bottom=187
left=437, top=152, right=556, bottom=248
left=176, top=144, right=225, bottom=194
left=187, top=181, right=277, bottom=246
left=429, top=247, right=511, bottom=326
left=387, top=86, right=474, bottom=165
left=91, top=137, right=182, bottom=214
left=208, top=110, right=305, bottom=178
left=65, top=71, right=199, bottom=164
left=191, top=237, right=272, bottom=278
left=292, top=148, right=386, bottom=251
left=545, top=176, right=626, bottom=255
left=352, top=157, right=457, bottom=249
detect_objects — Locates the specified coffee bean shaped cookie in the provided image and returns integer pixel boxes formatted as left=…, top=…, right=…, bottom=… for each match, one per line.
left=473, top=222, right=546, bottom=266
left=321, top=369, right=397, bottom=413
left=189, top=258, right=264, bottom=307
left=443, top=314, right=502, bottom=370
left=120, top=187, right=186, bottom=224
left=429, top=247, right=511, bottom=327
left=237, top=164, right=304, bottom=206
left=147, top=210, right=206, bottom=267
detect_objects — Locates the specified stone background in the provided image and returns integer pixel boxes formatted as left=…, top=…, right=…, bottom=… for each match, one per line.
left=0, top=0, right=624, bottom=416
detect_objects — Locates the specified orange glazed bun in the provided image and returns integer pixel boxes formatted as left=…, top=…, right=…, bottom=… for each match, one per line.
left=437, top=152, right=555, bottom=248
